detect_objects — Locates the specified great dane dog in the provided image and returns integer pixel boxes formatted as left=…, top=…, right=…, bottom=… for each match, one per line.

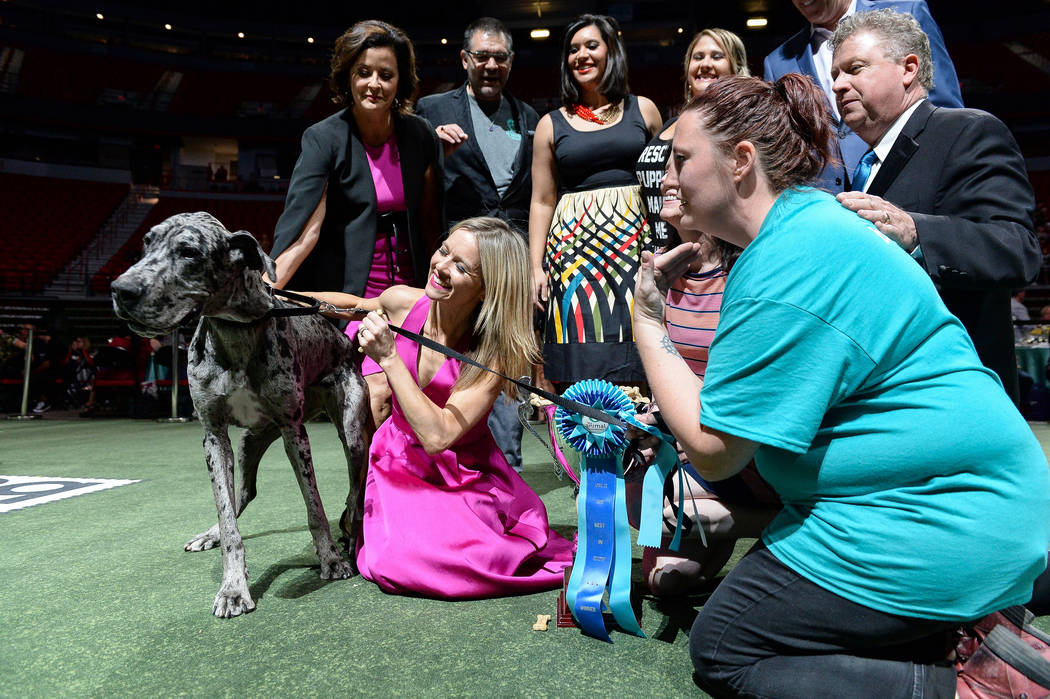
left=112, top=211, right=371, bottom=618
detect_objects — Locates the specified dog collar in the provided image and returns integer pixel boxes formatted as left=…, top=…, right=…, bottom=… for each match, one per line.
left=212, top=287, right=324, bottom=327
left=267, top=287, right=323, bottom=318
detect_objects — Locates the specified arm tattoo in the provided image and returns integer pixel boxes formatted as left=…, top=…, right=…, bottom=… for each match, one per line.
left=659, top=334, right=682, bottom=359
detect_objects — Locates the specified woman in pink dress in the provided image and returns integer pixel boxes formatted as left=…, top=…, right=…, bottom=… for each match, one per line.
left=308, top=217, right=574, bottom=598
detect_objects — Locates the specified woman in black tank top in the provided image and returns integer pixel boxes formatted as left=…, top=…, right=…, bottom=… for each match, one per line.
left=634, top=27, right=751, bottom=252
left=527, top=14, right=662, bottom=388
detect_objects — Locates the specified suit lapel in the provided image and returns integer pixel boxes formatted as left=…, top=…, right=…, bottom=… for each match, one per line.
left=786, top=29, right=819, bottom=82
left=344, top=112, right=378, bottom=211
left=866, top=100, right=934, bottom=197
left=787, top=29, right=846, bottom=131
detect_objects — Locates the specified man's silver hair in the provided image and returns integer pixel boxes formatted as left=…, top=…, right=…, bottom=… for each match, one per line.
left=830, top=9, right=934, bottom=92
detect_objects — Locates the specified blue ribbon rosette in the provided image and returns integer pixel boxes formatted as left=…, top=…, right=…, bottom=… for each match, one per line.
left=556, top=379, right=684, bottom=642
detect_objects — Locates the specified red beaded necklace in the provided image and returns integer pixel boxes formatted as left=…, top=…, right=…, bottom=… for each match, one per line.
left=572, top=101, right=620, bottom=125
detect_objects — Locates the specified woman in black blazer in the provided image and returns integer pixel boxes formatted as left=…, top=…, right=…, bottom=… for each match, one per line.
left=271, top=19, right=443, bottom=426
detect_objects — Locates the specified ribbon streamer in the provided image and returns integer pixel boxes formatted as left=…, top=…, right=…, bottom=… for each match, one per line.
left=556, top=381, right=703, bottom=642
left=557, top=380, right=644, bottom=641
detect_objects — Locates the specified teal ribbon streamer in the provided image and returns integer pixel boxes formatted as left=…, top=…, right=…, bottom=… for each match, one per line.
left=565, top=465, right=588, bottom=613
left=630, top=417, right=709, bottom=551
left=558, top=380, right=645, bottom=640
left=609, top=459, right=643, bottom=636
left=569, top=455, right=618, bottom=641
left=564, top=452, right=645, bottom=641
left=633, top=423, right=688, bottom=550
left=557, top=380, right=695, bottom=640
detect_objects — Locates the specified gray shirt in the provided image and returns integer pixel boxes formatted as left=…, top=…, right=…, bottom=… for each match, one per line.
left=468, top=93, right=521, bottom=197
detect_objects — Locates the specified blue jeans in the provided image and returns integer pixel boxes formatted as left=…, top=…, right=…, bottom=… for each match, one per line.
left=690, top=542, right=959, bottom=698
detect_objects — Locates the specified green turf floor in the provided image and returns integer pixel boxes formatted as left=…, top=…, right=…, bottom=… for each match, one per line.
left=3, top=417, right=1050, bottom=696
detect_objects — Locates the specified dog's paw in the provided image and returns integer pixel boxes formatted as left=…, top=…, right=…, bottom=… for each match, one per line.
left=212, top=579, right=255, bottom=618
left=319, top=555, right=355, bottom=580
left=185, top=525, right=221, bottom=552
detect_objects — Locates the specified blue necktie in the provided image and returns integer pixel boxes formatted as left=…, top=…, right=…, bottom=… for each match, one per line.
left=851, top=150, right=878, bottom=192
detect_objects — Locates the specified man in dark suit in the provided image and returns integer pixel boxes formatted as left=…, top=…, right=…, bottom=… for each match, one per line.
left=415, top=17, right=540, bottom=472
left=416, top=17, right=539, bottom=234
left=831, top=9, right=1040, bottom=403
left=764, top=0, right=961, bottom=192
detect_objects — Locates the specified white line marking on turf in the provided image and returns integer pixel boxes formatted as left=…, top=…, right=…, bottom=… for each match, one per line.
left=0, top=475, right=141, bottom=513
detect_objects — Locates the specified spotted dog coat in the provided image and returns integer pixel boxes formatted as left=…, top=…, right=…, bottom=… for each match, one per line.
left=112, top=212, right=371, bottom=618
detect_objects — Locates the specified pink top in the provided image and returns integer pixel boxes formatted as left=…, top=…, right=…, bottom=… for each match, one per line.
left=364, top=136, right=406, bottom=213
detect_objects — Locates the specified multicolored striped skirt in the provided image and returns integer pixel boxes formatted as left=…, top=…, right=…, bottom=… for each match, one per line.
left=542, top=184, right=651, bottom=383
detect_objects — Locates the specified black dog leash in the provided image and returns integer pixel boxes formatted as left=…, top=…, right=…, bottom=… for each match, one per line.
left=384, top=320, right=629, bottom=430
left=218, top=287, right=323, bottom=325
left=265, top=287, right=323, bottom=318
left=270, top=287, right=629, bottom=430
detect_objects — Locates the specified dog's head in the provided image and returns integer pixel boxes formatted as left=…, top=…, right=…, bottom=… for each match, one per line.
left=111, top=211, right=278, bottom=337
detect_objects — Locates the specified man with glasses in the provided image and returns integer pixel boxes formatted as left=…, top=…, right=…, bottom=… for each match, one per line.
left=417, top=17, right=540, bottom=472
left=417, top=17, right=538, bottom=233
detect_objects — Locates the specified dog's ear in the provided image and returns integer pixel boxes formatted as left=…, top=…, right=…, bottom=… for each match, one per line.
left=229, top=231, right=277, bottom=283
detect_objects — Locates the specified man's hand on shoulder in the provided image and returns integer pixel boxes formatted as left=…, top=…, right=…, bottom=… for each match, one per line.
left=837, top=192, right=919, bottom=253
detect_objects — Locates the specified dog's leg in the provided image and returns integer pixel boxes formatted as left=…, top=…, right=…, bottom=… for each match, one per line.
left=185, top=423, right=280, bottom=552
left=203, top=428, right=256, bottom=618
left=281, top=422, right=354, bottom=580
left=329, top=375, right=374, bottom=560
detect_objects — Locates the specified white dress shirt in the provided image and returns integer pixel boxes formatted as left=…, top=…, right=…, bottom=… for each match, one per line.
left=860, top=98, right=926, bottom=193
left=810, top=0, right=858, bottom=120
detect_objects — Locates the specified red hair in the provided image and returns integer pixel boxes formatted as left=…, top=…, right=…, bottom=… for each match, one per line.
left=683, top=74, right=837, bottom=193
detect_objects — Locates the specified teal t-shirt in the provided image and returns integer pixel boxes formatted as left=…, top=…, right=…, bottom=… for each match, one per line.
left=701, top=188, right=1050, bottom=621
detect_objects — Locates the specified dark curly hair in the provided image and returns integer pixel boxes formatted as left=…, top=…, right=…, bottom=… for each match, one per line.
left=328, top=20, right=419, bottom=115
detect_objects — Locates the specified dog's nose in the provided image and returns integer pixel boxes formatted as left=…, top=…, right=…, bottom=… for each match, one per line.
left=111, top=276, right=143, bottom=304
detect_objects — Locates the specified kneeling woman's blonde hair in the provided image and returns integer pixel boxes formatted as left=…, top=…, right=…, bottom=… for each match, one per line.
left=450, top=217, right=539, bottom=398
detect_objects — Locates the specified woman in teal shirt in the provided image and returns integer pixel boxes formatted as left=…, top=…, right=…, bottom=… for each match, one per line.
left=633, top=74, right=1050, bottom=697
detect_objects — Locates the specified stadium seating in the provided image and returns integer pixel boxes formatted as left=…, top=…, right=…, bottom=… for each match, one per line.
left=90, top=195, right=285, bottom=294
left=0, top=174, right=129, bottom=292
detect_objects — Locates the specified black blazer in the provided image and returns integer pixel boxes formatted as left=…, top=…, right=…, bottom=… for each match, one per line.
left=416, top=84, right=539, bottom=233
left=867, top=99, right=1039, bottom=402
left=270, top=109, right=442, bottom=295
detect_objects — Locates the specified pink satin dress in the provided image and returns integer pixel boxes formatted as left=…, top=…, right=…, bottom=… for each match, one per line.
left=356, top=295, right=575, bottom=598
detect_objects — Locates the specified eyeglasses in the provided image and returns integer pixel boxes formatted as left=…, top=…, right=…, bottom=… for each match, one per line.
left=464, top=49, right=512, bottom=65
